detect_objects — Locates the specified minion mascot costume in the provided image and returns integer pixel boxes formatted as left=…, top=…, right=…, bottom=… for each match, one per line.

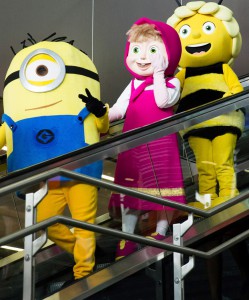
left=168, top=2, right=249, bottom=299
left=0, top=41, right=109, bottom=280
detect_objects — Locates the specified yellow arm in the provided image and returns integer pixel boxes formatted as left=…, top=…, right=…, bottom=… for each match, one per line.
left=175, top=68, right=186, bottom=89
left=174, top=69, right=186, bottom=112
left=223, top=64, right=243, bottom=97
left=95, top=104, right=110, bottom=134
left=0, top=123, right=6, bottom=149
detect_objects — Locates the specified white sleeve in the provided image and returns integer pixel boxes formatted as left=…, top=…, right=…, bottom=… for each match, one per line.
left=108, top=82, right=131, bottom=122
left=153, top=76, right=180, bottom=108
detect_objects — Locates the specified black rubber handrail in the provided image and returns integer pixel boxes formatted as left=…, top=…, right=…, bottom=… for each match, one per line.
left=0, top=87, right=248, bottom=189
left=0, top=214, right=248, bottom=259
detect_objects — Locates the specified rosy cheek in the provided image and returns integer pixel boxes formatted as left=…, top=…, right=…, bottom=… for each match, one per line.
left=126, top=57, right=135, bottom=69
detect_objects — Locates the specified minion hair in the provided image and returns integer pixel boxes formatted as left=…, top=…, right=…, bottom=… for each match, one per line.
left=10, top=32, right=75, bottom=55
left=126, top=23, right=163, bottom=43
left=167, top=1, right=241, bottom=65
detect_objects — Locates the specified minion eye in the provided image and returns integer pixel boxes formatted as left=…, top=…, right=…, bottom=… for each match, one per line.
left=203, top=22, right=215, bottom=34
left=179, top=25, right=191, bottom=38
left=25, top=59, right=61, bottom=82
left=20, top=49, right=66, bottom=92
left=36, top=65, right=48, bottom=76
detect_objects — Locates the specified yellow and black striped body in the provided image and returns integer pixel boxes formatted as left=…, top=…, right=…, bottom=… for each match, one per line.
left=176, top=62, right=244, bottom=139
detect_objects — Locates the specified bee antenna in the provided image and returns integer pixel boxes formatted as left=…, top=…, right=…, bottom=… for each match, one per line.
left=174, top=0, right=182, bottom=6
left=174, top=0, right=223, bottom=6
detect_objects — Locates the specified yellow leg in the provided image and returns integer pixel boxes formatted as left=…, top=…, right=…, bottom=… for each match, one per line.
left=188, top=133, right=239, bottom=209
left=37, top=183, right=97, bottom=279
left=37, top=186, right=75, bottom=254
left=67, top=183, right=97, bottom=279
left=188, top=136, right=218, bottom=199
left=211, top=133, right=239, bottom=206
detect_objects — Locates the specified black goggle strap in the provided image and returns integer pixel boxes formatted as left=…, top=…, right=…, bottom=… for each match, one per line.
left=4, top=65, right=99, bottom=89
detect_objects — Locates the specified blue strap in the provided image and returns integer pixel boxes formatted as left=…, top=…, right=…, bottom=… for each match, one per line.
left=77, top=107, right=90, bottom=124
left=2, top=114, right=17, bottom=131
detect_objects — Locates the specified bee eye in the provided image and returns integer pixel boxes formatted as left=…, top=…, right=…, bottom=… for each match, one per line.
left=20, top=49, right=66, bottom=92
left=203, top=22, right=216, bottom=34
left=179, top=25, right=191, bottom=38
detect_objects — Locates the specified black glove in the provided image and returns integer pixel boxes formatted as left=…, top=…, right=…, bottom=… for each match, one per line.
left=78, top=88, right=107, bottom=118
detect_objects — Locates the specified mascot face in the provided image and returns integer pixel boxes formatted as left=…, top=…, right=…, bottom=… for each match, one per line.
left=3, top=41, right=100, bottom=121
left=175, top=13, right=233, bottom=68
left=126, top=39, right=167, bottom=77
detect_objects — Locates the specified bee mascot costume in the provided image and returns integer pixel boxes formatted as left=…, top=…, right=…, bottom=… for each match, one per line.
left=168, top=2, right=249, bottom=299
left=0, top=41, right=109, bottom=280
left=167, top=1, right=245, bottom=208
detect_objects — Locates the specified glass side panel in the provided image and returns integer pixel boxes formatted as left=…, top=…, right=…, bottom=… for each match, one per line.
left=179, top=104, right=249, bottom=209
left=98, top=101, right=249, bottom=265
left=0, top=100, right=249, bottom=300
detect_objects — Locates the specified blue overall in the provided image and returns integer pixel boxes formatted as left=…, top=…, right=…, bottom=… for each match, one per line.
left=2, top=108, right=104, bottom=279
left=2, top=108, right=103, bottom=179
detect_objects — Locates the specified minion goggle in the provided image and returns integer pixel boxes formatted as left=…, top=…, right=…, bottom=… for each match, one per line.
left=4, top=48, right=99, bottom=93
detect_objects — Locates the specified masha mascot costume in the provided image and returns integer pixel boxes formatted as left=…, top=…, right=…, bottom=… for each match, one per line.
left=108, top=17, right=186, bottom=259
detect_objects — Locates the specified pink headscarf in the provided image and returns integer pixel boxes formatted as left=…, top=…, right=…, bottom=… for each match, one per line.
left=124, top=17, right=182, bottom=80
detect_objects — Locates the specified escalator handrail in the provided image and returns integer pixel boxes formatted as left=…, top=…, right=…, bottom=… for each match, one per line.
left=0, top=87, right=248, bottom=190
left=0, top=165, right=248, bottom=219
left=0, top=89, right=248, bottom=219
left=0, top=213, right=248, bottom=260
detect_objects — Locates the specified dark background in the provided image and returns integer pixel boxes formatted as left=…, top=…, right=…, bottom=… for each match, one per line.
left=0, top=0, right=248, bottom=112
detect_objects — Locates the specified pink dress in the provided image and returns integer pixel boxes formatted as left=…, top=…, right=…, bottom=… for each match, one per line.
left=109, top=79, right=186, bottom=214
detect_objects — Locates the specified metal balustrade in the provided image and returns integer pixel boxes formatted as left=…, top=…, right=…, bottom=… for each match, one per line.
left=0, top=86, right=249, bottom=299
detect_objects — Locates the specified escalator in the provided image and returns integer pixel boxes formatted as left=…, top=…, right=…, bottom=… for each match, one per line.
left=0, top=77, right=249, bottom=299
